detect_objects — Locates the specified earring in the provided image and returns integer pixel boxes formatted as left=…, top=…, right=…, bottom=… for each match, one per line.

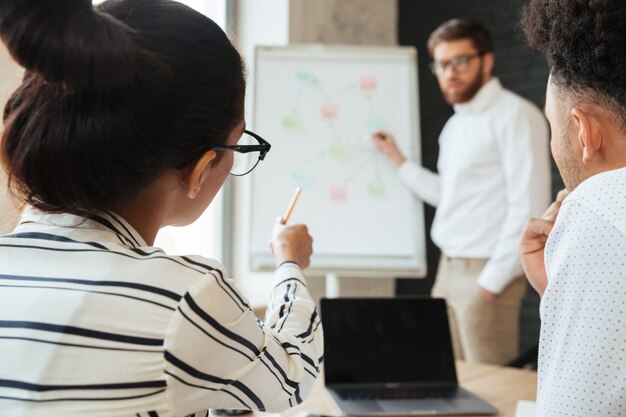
left=189, top=188, right=200, bottom=199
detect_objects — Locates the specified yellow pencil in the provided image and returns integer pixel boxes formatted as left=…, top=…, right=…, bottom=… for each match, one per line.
left=281, top=187, right=302, bottom=224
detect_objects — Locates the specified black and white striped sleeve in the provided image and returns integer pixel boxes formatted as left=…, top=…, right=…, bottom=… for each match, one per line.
left=163, top=261, right=323, bottom=416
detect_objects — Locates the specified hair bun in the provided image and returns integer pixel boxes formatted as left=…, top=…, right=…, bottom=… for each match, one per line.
left=0, top=0, right=150, bottom=89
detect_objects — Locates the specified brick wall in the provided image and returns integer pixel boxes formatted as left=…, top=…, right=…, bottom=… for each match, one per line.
left=290, top=0, right=397, bottom=45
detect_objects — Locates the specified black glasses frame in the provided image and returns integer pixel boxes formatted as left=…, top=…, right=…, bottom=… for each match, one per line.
left=211, top=129, right=272, bottom=176
left=429, top=52, right=483, bottom=76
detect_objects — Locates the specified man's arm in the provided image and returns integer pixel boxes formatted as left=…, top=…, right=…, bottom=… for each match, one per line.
left=477, top=106, right=552, bottom=296
left=371, top=131, right=441, bottom=207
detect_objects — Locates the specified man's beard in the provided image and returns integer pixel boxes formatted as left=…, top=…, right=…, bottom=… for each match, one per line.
left=441, top=65, right=485, bottom=104
left=556, top=126, right=584, bottom=191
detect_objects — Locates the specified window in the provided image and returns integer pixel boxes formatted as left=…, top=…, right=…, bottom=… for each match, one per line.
left=92, top=1, right=226, bottom=29
left=93, top=0, right=229, bottom=259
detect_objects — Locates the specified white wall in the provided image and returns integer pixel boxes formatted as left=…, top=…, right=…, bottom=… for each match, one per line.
left=0, top=44, right=24, bottom=234
left=235, top=0, right=290, bottom=124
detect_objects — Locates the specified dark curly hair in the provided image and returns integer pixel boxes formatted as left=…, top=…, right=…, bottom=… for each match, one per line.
left=521, top=0, right=626, bottom=128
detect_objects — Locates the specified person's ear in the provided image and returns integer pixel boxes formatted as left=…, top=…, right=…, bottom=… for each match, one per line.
left=482, top=52, right=495, bottom=79
left=184, top=150, right=217, bottom=199
left=571, top=107, right=602, bottom=165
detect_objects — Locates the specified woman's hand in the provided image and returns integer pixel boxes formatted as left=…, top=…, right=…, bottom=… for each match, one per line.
left=270, top=217, right=313, bottom=268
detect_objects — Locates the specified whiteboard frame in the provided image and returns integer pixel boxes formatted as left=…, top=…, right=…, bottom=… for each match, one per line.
left=250, top=44, right=427, bottom=278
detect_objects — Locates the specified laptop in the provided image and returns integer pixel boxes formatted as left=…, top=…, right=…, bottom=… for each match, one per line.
left=320, top=297, right=497, bottom=416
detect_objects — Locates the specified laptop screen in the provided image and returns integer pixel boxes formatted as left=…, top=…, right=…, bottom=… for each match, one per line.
left=321, top=297, right=458, bottom=387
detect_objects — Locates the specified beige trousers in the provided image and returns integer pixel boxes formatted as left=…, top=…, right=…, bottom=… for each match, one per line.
left=432, top=256, right=527, bottom=365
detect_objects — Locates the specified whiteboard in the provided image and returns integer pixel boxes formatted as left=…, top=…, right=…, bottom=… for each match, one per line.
left=249, top=45, right=426, bottom=277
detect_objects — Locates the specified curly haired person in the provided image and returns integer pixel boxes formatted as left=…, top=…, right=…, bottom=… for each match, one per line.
left=520, top=0, right=626, bottom=415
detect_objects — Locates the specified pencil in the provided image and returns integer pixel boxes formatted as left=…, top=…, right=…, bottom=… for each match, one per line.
left=282, top=187, right=302, bottom=224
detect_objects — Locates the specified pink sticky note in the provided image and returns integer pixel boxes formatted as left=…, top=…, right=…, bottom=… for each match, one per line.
left=321, top=105, right=339, bottom=122
left=360, top=76, right=377, bottom=92
left=329, top=186, right=348, bottom=204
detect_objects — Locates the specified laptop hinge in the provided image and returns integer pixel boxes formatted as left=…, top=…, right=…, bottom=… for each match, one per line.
left=328, top=382, right=458, bottom=390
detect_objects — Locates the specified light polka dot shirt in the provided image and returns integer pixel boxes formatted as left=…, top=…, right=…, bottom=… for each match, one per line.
left=539, top=167, right=626, bottom=416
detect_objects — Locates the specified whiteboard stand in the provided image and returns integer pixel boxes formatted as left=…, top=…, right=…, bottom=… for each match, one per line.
left=325, top=272, right=341, bottom=298
left=249, top=44, right=428, bottom=280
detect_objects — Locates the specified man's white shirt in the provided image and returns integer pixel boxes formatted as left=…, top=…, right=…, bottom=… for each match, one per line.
left=397, top=78, right=551, bottom=293
left=538, top=167, right=626, bottom=416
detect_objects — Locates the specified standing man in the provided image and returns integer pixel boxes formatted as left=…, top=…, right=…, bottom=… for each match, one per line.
left=372, top=19, right=551, bottom=365
left=520, top=1, right=626, bottom=415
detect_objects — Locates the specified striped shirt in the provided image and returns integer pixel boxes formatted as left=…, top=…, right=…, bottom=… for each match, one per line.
left=0, top=208, right=323, bottom=417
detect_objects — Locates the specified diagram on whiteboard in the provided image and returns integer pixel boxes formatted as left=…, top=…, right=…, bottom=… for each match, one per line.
left=250, top=46, right=426, bottom=274
left=280, top=70, right=395, bottom=204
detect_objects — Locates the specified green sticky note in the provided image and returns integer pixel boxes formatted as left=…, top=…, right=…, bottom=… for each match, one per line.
left=283, top=115, right=302, bottom=132
left=367, top=118, right=387, bottom=134
left=329, top=143, right=349, bottom=162
left=296, top=70, right=316, bottom=86
left=291, top=168, right=312, bottom=187
left=368, top=180, right=387, bottom=199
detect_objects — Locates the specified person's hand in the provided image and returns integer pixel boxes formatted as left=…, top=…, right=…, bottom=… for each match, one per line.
left=520, top=189, right=569, bottom=296
left=371, top=131, right=407, bottom=167
left=270, top=217, right=313, bottom=268
left=479, top=287, right=497, bottom=303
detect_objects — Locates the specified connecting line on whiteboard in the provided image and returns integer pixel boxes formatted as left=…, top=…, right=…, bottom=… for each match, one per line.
left=330, top=83, right=357, bottom=102
left=300, top=150, right=327, bottom=167
left=374, top=152, right=382, bottom=180
left=352, top=144, right=375, bottom=154
left=327, top=123, right=342, bottom=142
left=291, top=88, right=305, bottom=115
left=342, top=155, right=376, bottom=185
left=366, top=93, right=376, bottom=117
left=315, top=83, right=332, bottom=103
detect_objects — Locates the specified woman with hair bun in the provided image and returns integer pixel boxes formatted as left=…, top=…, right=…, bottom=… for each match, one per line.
left=0, top=1, right=321, bottom=416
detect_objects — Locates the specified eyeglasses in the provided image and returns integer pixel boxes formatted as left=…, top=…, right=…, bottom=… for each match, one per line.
left=210, top=129, right=271, bottom=176
left=429, top=52, right=483, bottom=76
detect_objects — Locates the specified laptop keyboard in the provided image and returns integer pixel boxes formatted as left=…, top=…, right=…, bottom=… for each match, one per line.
left=335, top=387, right=458, bottom=400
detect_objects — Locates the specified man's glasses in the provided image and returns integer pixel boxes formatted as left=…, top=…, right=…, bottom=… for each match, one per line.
left=211, top=129, right=271, bottom=176
left=429, top=52, right=483, bottom=76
